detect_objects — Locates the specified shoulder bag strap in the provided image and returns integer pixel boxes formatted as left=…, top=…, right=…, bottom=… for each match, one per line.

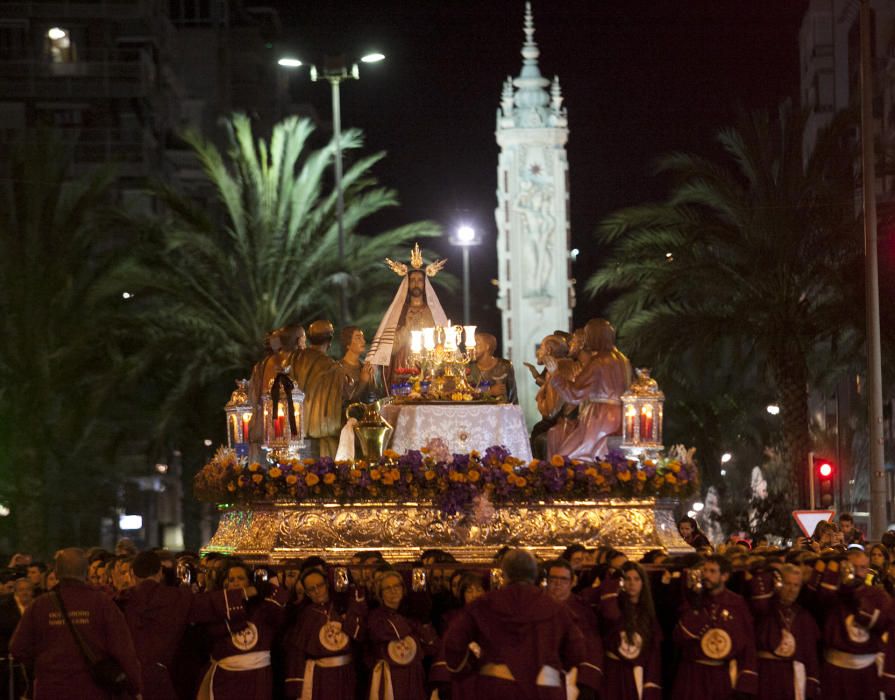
left=52, top=590, right=98, bottom=666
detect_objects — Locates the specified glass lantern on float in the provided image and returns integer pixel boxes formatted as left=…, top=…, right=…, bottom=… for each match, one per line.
left=620, top=368, right=664, bottom=454
left=224, top=379, right=252, bottom=458
left=261, top=376, right=305, bottom=461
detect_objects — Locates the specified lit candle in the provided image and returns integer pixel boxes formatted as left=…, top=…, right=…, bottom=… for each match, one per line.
left=464, top=325, right=477, bottom=348
left=444, top=325, right=457, bottom=351
left=241, top=412, right=251, bottom=442
left=625, top=404, right=636, bottom=441
left=422, top=327, right=435, bottom=351
left=410, top=330, right=423, bottom=353
left=640, top=404, right=653, bottom=441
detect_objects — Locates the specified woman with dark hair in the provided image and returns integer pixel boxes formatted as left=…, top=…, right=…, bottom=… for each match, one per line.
left=677, top=516, right=710, bottom=550
left=195, top=559, right=290, bottom=700
left=367, top=570, right=438, bottom=699
left=598, top=561, right=662, bottom=699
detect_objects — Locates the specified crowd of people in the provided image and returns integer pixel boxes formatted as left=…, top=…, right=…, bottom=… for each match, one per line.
left=0, top=512, right=894, bottom=699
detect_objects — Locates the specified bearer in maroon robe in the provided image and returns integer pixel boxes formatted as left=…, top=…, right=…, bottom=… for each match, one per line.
left=544, top=559, right=604, bottom=696
left=194, top=559, right=290, bottom=700
left=748, top=563, right=820, bottom=700
left=671, top=554, right=758, bottom=700
left=367, top=570, right=438, bottom=700
left=9, top=547, right=142, bottom=700
left=283, top=567, right=367, bottom=699
left=443, top=549, right=600, bottom=700
left=597, top=562, right=663, bottom=700
left=117, top=550, right=195, bottom=699
left=807, top=550, right=890, bottom=700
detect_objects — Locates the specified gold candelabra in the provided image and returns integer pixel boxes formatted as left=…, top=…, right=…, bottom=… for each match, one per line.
left=408, top=323, right=477, bottom=398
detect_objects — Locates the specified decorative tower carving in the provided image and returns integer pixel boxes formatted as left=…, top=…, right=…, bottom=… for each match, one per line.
left=495, top=1, right=573, bottom=427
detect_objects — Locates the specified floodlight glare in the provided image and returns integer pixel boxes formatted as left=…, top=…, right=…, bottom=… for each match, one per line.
left=361, top=53, right=385, bottom=63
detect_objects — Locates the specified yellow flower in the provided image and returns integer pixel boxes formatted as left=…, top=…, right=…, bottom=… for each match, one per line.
left=248, top=463, right=261, bottom=473
left=383, top=449, right=400, bottom=459
left=286, top=475, right=298, bottom=485
left=618, top=470, right=632, bottom=482
left=468, top=470, right=480, bottom=483
left=251, top=474, right=263, bottom=484
left=323, top=473, right=336, bottom=485
left=550, top=455, right=565, bottom=467
left=382, top=475, right=395, bottom=485
left=668, top=460, right=682, bottom=473
left=425, top=469, right=436, bottom=481
left=227, top=482, right=236, bottom=492
left=389, top=469, right=400, bottom=481
left=350, top=469, right=362, bottom=479
left=600, top=461, right=613, bottom=473
left=470, top=450, right=480, bottom=458
left=636, top=470, right=647, bottom=481
left=516, top=476, right=527, bottom=488
left=585, top=467, right=598, bottom=478
left=501, top=463, right=514, bottom=474
left=370, top=469, right=382, bottom=481
left=665, top=473, right=677, bottom=484
left=268, top=467, right=282, bottom=479
left=305, top=473, right=320, bottom=486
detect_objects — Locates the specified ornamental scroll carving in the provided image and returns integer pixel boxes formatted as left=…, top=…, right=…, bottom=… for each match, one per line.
left=203, top=500, right=690, bottom=564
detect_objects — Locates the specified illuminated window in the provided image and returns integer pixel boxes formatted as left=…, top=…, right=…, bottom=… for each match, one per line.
left=45, top=27, right=75, bottom=63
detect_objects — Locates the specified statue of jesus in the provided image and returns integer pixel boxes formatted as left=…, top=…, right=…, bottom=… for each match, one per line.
left=367, top=243, right=449, bottom=392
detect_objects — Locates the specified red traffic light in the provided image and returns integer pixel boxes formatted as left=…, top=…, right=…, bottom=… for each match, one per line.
left=818, top=462, right=833, bottom=479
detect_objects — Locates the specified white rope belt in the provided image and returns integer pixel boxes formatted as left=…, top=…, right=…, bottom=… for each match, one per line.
left=198, top=651, right=271, bottom=700
left=479, top=663, right=562, bottom=688
left=302, top=654, right=352, bottom=700
left=824, top=649, right=879, bottom=670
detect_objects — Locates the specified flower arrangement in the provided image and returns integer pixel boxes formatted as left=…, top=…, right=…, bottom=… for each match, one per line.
left=194, top=444, right=698, bottom=517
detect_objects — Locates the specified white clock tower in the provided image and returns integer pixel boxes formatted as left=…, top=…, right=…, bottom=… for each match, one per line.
left=496, top=2, right=573, bottom=427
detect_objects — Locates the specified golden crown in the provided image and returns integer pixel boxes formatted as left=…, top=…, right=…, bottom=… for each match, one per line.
left=385, top=243, right=447, bottom=278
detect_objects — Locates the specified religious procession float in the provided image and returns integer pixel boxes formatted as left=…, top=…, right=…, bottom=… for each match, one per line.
left=195, top=245, right=697, bottom=563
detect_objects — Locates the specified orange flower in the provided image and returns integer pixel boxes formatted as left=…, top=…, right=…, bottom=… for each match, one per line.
left=382, top=475, right=395, bottom=485
left=383, top=449, right=400, bottom=459
left=550, top=455, right=565, bottom=467
left=295, top=463, right=305, bottom=473
left=237, top=475, right=247, bottom=486
left=600, top=461, right=612, bottom=473
left=350, top=469, right=362, bottom=479
left=470, top=450, right=480, bottom=458
left=303, top=458, right=316, bottom=465
left=455, top=473, right=467, bottom=483
left=248, top=463, right=261, bottom=473
left=636, top=470, right=647, bottom=481
left=227, top=482, right=236, bottom=492
left=425, top=469, right=436, bottom=481
left=305, top=473, right=320, bottom=486
left=389, top=469, right=400, bottom=481
left=566, top=468, right=574, bottom=478
left=585, top=467, right=598, bottom=478
left=668, top=460, right=682, bottom=473
left=515, top=476, right=528, bottom=488
left=251, top=474, right=263, bottom=484
left=268, top=467, right=282, bottom=478
left=501, top=463, right=514, bottom=474
left=665, top=473, right=677, bottom=484
left=468, top=470, right=480, bottom=483
left=370, top=469, right=382, bottom=481
left=285, top=475, right=298, bottom=485
left=618, top=470, right=632, bottom=482
left=323, top=473, right=336, bottom=485
left=595, top=474, right=606, bottom=485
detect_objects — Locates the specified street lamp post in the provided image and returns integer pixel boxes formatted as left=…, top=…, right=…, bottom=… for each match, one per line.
left=450, top=225, right=481, bottom=325
left=278, top=52, right=385, bottom=325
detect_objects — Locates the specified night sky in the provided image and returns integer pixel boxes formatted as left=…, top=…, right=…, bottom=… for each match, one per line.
left=268, top=1, right=810, bottom=336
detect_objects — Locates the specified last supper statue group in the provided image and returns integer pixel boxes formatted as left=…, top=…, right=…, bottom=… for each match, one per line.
left=198, top=245, right=696, bottom=562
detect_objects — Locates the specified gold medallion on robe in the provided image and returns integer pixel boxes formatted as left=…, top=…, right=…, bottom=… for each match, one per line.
left=700, top=628, right=732, bottom=660
left=231, top=622, right=259, bottom=651
left=319, top=621, right=349, bottom=652
left=774, top=629, right=796, bottom=658
left=845, top=614, right=870, bottom=644
left=618, top=631, right=643, bottom=660
left=387, top=636, right=418, bottom=665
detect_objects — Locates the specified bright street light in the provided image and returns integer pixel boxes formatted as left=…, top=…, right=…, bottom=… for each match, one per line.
left=720, top=469, right=727, bottom=477
left=279, top=51, right=385, bottom=325
left=450, top=224, right=482, bottom=325
left=48, top=27, right=67, bottom=40
left=766, top=404, right=780, bottom=415
left=720, top=452, right=732, bottom=464
left=692, top=501, right=705, bottom=512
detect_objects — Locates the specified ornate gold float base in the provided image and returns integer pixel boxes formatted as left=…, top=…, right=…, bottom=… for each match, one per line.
left=203, top=499, right=690, bottom=564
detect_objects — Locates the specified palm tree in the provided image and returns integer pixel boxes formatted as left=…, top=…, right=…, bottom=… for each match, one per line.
left=586, top=103, right=860, bottom=505
left=122, top=113, right=443, bottom=435
left=0, top=132, right=136, bottom=554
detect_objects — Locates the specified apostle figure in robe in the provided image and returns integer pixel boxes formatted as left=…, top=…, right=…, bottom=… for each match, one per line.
left=530, top=334, right=577, bottom=459
left=338, top=325, right=376, bottom=402
left=291, top=320, right=350, bottom=457
left=367, top=243, right=449, bottom=393
left=545, top=318, right=631, bottom=461
left=247, top=325, right=306, bottom=444
left=469, top=332, right=517, bottom=403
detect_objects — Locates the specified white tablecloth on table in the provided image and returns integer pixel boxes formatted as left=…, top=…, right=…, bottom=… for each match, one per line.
left=381, top=403, right=533, bottom=461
